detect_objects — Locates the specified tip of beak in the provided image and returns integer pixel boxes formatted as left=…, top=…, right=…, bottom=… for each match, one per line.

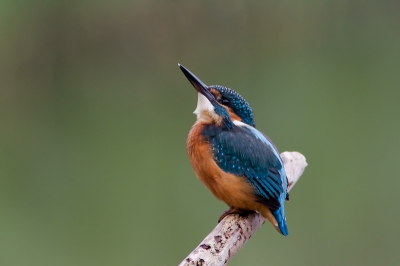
left=178, top=64, right=216, bottom=103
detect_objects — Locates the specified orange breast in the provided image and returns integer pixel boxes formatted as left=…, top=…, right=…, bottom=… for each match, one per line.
left=186, top=121, right=278, bottom=229
left=187, top=121, right=259, bottom=210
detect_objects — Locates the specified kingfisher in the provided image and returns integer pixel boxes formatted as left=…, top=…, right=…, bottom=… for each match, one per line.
left=179, top=64, right=289, bottom=236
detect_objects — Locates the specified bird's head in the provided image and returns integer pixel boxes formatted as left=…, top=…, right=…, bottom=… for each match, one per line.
left=179, top=64, right=255, bottom=129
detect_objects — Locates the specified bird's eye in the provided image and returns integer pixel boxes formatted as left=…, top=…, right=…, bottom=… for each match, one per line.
left=221, top=98, right=230, bottom=106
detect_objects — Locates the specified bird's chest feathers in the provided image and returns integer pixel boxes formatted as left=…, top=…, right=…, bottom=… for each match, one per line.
left=187, top=122, right=257, bottom=208
left=187, top=122, right=220, bottom=189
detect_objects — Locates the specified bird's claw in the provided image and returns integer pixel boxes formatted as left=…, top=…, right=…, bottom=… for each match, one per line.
left=218, top=207, right=255, bottom=223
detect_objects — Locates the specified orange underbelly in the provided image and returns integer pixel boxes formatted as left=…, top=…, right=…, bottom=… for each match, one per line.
left=186, top=122, right=278, bottom=229
left=187, top=122, right=259, bottom=210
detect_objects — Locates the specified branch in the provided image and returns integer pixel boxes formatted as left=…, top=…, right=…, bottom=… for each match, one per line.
left=179, top=151, right=308, bottom=266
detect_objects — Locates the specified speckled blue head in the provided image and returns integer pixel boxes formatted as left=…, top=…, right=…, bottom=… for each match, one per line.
left=208, top=85, right=255, bottom=127
left=179, top=64, right=255, bottom=129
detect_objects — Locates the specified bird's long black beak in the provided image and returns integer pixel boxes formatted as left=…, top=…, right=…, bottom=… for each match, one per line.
left=178, top=64, right=215, bottom=102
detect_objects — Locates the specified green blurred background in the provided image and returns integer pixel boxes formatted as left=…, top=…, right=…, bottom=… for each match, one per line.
left=1, top=1, right=399, bottom=265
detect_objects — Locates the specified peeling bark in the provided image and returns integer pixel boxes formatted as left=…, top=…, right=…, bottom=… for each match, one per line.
left=179, top=151, right=307, bottom=266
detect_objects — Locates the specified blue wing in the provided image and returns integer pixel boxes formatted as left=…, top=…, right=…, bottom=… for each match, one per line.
left=202, top=123, right=288, bottom=235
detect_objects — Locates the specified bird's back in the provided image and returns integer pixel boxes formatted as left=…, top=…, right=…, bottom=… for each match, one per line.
left=188, top=120, right=289, bottom=235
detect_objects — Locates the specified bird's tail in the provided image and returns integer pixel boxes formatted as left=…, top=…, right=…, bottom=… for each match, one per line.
left=258, top=204, right=288, bottom=236
left=272, top=207, right=288, bottom=236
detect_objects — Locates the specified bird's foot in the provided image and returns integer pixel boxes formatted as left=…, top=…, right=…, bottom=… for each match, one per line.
left=218, top=207, right=255, bottom=223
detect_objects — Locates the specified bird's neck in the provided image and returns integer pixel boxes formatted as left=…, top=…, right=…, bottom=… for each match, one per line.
left=195, top=111, right=234, bottom=130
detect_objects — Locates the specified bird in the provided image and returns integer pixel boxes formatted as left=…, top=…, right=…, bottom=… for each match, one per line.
left=179, top=64, right=289, bottom=236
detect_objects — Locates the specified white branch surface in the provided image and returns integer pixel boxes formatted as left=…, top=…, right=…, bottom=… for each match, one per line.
left=179, top=151, right=307, bottom=266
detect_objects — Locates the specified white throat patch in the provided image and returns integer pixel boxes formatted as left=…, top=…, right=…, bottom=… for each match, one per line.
left=194, top=93, right=215, bottom=118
